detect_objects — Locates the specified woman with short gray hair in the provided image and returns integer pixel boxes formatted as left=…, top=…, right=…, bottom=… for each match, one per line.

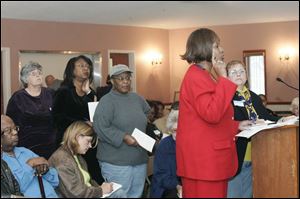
left=290, top=97, right=299, bottom=116
left=151, top=102, right=182, bottom=198
left=6, top=61, right=56, bottom=159
left=20, top=61, right=43, bottom=88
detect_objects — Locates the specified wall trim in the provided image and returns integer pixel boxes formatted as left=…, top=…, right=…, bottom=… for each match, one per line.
left=1, top=47, right=11, bottom=113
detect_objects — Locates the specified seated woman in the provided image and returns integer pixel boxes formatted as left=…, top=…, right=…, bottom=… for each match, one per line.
left=258, top=94, right=278, bottom=117
left=146, top=100, right=163, bottom=155
left=290, top=97, right=299, bottom=116
left=226, top=60, right=293, bottom=198
left=150, top=108, right=182, bottom=198
left=48, top=121, right=125, bottom=198
left=146, top=100, right=163, bottom=141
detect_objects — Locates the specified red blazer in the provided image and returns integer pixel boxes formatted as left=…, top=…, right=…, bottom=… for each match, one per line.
left=176, top=65, right=239, bottom=181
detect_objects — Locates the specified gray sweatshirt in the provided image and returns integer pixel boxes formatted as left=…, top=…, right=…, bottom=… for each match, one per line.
left=93, top=89, right=150, bottom=165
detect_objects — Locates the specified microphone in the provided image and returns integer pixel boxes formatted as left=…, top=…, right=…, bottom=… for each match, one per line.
left=276, top=77, right=299, bottom=91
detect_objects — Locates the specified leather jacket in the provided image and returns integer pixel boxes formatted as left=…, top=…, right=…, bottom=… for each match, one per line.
left=1, top=159, right=22, bottom=198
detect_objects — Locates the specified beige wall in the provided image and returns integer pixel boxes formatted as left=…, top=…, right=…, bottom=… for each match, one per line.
left=1, top=19, right=299, bottom=103
left=169, top=21, right=299, bottom=103
left=1, top=19, right=170, bottom=102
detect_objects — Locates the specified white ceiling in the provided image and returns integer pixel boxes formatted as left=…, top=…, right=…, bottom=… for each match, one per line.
left=1, top=1, right=299, bottom=29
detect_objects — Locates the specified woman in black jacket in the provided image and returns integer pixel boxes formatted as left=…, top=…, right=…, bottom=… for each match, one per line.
left=226, top=60, right=283, bottom=198
left=52, top=55, right=103, bottom=184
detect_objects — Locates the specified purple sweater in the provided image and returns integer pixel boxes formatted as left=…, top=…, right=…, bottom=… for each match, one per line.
left=6, top=87, right=56, bottom=159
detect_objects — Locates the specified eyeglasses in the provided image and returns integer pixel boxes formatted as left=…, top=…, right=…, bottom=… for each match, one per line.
left=112, top=76, right=132, bottom=81
left=1, top=126, right=19, bottom=136
left=29, top=71, right=43, bottom=77
left=75, top=63, right=90, bottom=69
left=228, top=70, right=246, bottom=76
left=79, top=134, right=97, bottom=148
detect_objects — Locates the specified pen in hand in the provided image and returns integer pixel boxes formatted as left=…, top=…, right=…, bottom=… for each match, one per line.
left=101, top=178, right=113, bottom=194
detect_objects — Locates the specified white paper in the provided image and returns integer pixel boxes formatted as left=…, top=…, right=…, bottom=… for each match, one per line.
left=177, top=191, right=182, bottom=198
left=236, top=117, right=299, bottom=139
left=88, top=102, right=99, bottom=122
left=280, top=116, right=299, bottom=126
left=101, top=182, right=122, bottom=198
left=236, top=123, right=285, bottom=138
left=132, top=128, right=156, bottom=152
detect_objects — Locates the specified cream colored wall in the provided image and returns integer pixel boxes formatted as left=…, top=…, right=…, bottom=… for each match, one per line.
left=1, top=19, right=170, bottom=102
left=169, top=21, right=299, bottom=103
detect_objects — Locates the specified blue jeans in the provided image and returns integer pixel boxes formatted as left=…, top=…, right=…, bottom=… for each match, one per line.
left=99, top=161, right=147, bottom=198
left=227, top=161, right=253, bottom=198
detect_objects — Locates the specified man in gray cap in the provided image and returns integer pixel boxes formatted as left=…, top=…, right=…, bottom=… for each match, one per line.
left=93, top=64, right=150, bottom=197
left=109, top=64, right=133, bottom=78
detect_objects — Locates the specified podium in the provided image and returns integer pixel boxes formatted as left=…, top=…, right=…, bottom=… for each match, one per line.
left=251, top=125, right=299, bottom=198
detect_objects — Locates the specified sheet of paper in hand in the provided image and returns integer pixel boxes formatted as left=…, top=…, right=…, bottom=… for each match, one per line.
left=132, top=128, right=156, bottom=152
left=88, top=102, right=98, bottom=122
left=101, top=182, right=122, bottom=198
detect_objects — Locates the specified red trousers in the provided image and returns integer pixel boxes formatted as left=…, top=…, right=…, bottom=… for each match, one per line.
left=182, top=177, right=228, bottom=198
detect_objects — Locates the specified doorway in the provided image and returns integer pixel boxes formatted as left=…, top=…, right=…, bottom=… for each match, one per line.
left=19, top=51, right=102, bottom=89
left=1, top=47, right=11, bottom=114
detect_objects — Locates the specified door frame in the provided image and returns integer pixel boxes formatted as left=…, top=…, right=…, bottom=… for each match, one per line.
left=1, top=47, right=11, bottom=113
left=108, top=50, right=136, bottom=92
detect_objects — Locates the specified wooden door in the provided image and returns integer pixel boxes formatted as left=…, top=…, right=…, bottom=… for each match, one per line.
left=110, top=53, right=129, bottom=66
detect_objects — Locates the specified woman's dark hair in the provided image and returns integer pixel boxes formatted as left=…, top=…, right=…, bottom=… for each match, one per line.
left=147, top=100, right=159, bottom=114
left=181, top=28, right=219, bottom=64
left=61, top=55, right=94, bottom=86
left=106, top=75, right=112, bottom=85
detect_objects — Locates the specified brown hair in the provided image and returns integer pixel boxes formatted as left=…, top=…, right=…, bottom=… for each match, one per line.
left=181, top=28, right=219, bottom=64
left=61, top=121, right=97, bottom=154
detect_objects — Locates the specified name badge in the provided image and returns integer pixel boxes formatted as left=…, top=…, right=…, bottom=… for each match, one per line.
left=233, top=100, right=245, bottom=107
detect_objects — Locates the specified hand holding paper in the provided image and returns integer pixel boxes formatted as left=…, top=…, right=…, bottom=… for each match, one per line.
left=101, top=182, right=122, bottom=198
left=123, top=134, right=138, bottom=146
left=132, top=128, right=156, bottom=152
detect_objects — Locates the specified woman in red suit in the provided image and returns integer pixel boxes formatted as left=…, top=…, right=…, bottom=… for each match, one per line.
left=176, top=28, right=251, bottom=198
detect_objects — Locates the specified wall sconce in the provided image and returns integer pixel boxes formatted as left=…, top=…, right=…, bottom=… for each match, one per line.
left=279, top=55, right=290, bottom=62
left=151, top=56, right=162, bottom=65
left=278, top=47, right=294, bottom=65
left=151, top=53, right=162, bottom=65
left=145, top=51, right=162, bottom=65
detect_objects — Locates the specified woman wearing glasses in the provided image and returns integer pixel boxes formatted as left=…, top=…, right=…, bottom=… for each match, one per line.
left=6, top=61, right=56, bottom=159
left=48, top=121, right=126, bottom=198
left=93, top=64, right=150, bottom=197
left=52, top=55, right=103, bottom=184
left=226, top=60, right=286, bottom=198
